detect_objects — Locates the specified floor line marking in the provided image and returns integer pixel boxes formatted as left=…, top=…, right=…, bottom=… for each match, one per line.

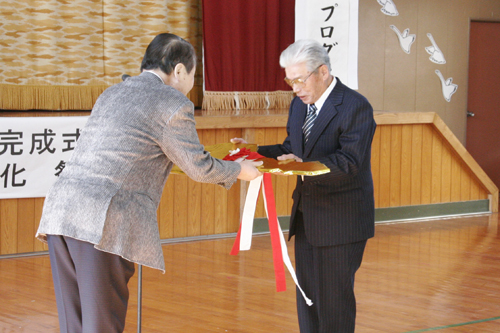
left=403, top=316, right=500, bottom=332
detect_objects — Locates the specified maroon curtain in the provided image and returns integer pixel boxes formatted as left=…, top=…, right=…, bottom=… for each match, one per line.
left=202, top=0, right=294, bottom=93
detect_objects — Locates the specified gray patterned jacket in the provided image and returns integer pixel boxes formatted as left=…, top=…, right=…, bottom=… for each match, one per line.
left=36, top=72, right=240, bottom=271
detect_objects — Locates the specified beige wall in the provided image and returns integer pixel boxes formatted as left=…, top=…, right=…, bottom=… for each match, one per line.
left=357, top=0, right=500, bottom=144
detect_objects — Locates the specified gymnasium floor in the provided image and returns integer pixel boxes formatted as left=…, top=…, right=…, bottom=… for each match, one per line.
left=0, top=212, right=499, bottom=332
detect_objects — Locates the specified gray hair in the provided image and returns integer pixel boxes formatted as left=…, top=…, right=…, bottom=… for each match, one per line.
left=279, top=39, right=332, bottom=73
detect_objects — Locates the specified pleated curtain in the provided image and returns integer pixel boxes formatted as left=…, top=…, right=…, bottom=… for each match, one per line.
left=202, top=0, right=295, bottom=113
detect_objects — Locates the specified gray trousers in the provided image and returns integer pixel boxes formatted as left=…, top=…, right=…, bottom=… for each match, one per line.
left=47, top=235, right=136, bottom=333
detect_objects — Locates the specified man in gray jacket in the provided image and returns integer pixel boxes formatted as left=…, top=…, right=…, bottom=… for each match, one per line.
left=36, top=33, right=262, bottom=333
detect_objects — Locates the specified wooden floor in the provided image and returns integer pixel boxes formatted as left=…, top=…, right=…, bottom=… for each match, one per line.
left=1, top=213, right=500, bottom=332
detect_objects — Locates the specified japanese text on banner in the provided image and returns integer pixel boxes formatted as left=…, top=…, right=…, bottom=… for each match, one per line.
left=0, top=117, right=89, bottom=199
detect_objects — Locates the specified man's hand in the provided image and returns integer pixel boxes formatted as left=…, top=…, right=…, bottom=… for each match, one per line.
left=277, top=154, right=303, bottom=162
left=230, top=137, right=248, bottom=144
left=237, top=160, right=263, bottom=181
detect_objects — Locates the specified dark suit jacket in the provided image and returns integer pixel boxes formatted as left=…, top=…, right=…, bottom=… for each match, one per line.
left=258, top=79, right=376, bottom=247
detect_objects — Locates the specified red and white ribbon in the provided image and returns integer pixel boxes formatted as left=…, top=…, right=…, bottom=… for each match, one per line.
left=231, top=173, right=313, bottom=306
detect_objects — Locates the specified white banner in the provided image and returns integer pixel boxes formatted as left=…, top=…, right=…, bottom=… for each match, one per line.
left=295, top=0, right=359, bottom=89
left=0, top=116, right=89, bottom=199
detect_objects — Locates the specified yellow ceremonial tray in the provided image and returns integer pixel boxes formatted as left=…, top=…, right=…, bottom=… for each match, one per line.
left=171, top=142, right=330, bottom=176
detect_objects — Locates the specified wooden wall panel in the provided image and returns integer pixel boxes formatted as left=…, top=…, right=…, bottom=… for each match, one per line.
left=0, top=199, right=17, bottom=254
left=214, top=130, right=229, bottom=234
left=253, top=128, right=267, bottom=219
left=0, top=113, right=496, bottom=256
left=368, top=122, right=490, bottom=210
left=200, top=129, right=216, bottom=236
left=460, top=167, right=472, bottom=202
left=173, top=175, right=189, bottom=238
left=17, top=198, right=35, bottom=253
left=431, top=132, right=443, bottom=204
left=187, top=171, right=202, bottom=236
left=379, top=126, right=392, bottom=207
left=421, top=125, right=433, bottom=205
left=470, top=178, right=481, bottom=201
left=400, top=125, right=412, bottom=206
left=410, top=124, right=423, bottom=205
left=450, top=157, right=462, bottom=202
left=276, top=128, right=293, bottom=216
left=371, top=127, right=381, bottom=208
left=158, top=174, right=174, bottom=239
left=227, top=129, right=243, bottom=233
left=390, top=125, right=402, bottom=207
left=441, top=143, right=452, bottom=203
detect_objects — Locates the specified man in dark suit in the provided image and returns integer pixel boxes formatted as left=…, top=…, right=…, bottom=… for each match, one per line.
left=234, top=39, right=376, bottom=332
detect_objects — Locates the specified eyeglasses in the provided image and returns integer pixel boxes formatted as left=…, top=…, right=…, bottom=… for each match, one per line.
left=284, top=65, right=323, bottom=88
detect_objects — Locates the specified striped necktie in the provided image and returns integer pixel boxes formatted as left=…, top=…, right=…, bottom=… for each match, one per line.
left=303, top=103, right=317, bottom=143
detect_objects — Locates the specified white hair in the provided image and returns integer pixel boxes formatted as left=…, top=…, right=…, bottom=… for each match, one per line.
left=279, top=39, right=332, bottom=72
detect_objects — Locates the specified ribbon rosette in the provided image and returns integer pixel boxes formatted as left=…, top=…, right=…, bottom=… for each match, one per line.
left=222, top=147, right=264, bottom=162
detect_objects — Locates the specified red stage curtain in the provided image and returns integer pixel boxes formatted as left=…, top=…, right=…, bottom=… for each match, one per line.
left=202, top=0, right=295, bottom=112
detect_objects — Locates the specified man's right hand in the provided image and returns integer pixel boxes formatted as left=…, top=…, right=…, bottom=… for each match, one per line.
left=237, top=160, right=263, bottom=181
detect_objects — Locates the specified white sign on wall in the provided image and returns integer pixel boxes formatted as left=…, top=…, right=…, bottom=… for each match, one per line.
left=0, top=116, right=89, bottom=199
left=295, top=0, right=359, bottom=89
